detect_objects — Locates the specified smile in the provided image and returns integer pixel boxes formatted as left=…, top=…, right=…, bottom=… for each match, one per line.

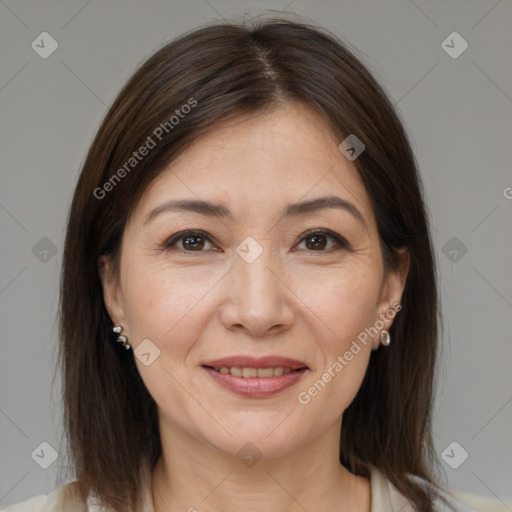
left=202, top=365, right=308, bottom=397
left=209, top=366, right=303, bottom=377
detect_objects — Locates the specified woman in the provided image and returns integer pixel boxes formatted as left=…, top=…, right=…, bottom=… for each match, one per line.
left=2, top=17, right=478, bottom=512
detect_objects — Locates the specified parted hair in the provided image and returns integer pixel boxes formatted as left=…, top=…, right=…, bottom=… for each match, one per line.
left=58, top=16, right=450, bottom=512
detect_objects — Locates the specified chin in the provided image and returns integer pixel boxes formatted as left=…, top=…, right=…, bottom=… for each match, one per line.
left=198, top=416, right=310, bottom=461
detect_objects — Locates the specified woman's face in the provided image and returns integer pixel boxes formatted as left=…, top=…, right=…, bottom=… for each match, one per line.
left=100, top=102, right=408, bottom=459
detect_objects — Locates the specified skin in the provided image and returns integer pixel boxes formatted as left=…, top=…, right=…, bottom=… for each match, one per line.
left=99, top=102, right=410, bottom=512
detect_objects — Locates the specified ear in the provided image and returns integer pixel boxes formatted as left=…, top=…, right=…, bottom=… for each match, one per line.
left=98, top=254, right=127, bottom=329
left=371, top=247, right=410, bottom=350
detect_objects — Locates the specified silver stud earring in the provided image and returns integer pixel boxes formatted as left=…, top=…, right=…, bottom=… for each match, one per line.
left=113, top=325, right=131, bottom=350
left=380, top=329, right=391, bottom=346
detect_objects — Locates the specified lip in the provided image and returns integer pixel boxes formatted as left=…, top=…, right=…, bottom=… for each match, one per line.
left=202, top=366, right=308, bottom=398
left=201, top=355, right=309, bottom=398
left=202, top=356, right=308, bottom=370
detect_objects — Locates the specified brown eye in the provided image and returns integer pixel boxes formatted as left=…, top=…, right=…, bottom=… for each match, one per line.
left=182, top=234, right=206, bottom=250
left=295, top=230, right=349, bottom=252
left=304, top=234, right=329, bottom=250
left=163, top=230, right=216, bottom=252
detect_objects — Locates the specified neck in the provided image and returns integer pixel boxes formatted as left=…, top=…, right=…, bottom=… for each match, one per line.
left=151, top=419, right=371, bottom=512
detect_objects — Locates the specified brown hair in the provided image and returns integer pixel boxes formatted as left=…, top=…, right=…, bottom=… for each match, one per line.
left=58, top=16, right=448, bottom=512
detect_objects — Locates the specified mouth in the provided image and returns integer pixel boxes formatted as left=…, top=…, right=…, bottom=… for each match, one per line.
left=203, top=365, right=306, bottom=377
left=201, top=356, right=309, bottom=397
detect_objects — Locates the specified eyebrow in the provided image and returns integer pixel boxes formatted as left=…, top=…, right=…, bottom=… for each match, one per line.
left=143, top=195, right=366, bottom=228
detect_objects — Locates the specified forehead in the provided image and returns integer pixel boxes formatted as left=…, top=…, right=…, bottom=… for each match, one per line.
left=134, top=103, right=375, bottom=230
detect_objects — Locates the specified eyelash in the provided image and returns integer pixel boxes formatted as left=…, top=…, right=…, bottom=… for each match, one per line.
left=160, top=229, right=350, bottom=254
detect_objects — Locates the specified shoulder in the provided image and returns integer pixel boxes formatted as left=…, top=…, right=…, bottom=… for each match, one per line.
left=0, top=494, right=47, bottom=512
left=387, top=474, right=482, bottom=512
left=0, top=482, right=88, bottom=512
left=369, top=465, right=481, bottom=512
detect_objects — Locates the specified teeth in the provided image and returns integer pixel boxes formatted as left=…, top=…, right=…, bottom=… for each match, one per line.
left=242, top=367, right=257, bottom=378
left=215, top=366, right=297, bottom=377
left=257, top=367, right=274, bottom=377
left=230, top=367, right=242, bottom=377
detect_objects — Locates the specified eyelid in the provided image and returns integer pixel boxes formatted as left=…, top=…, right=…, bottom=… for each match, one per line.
left=293, top=228, right=350, bottom=252
left=161, top=229, right=350, bottom=253
left=162, top=229, right=217, bottom=252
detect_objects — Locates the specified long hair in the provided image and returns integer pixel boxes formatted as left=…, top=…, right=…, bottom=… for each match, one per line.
left=59, top=17, right=445, bottom=511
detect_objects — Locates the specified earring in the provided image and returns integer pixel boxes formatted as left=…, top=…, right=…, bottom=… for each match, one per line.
left=380, top=329, right=391, bottom=346
left=113, top=325, right=131, bottom=350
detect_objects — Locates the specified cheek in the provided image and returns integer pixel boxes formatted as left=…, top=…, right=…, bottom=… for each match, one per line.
left=295, top=264, right=380, bottom=345
left=123, top=263, right=221, bottom=344
left=293, top=268, right=378, bottom=411
left=122, top=266, right=218, bottom=419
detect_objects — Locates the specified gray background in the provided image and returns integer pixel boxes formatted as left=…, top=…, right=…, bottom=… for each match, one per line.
left=1, top=0, right=511, bottom=508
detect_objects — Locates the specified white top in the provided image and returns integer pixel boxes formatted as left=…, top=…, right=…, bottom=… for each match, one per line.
left=1, top=465, right=478, bottom=512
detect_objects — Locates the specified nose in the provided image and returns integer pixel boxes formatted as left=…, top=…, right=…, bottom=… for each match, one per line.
left=219, top=247, right=295, bottom=338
